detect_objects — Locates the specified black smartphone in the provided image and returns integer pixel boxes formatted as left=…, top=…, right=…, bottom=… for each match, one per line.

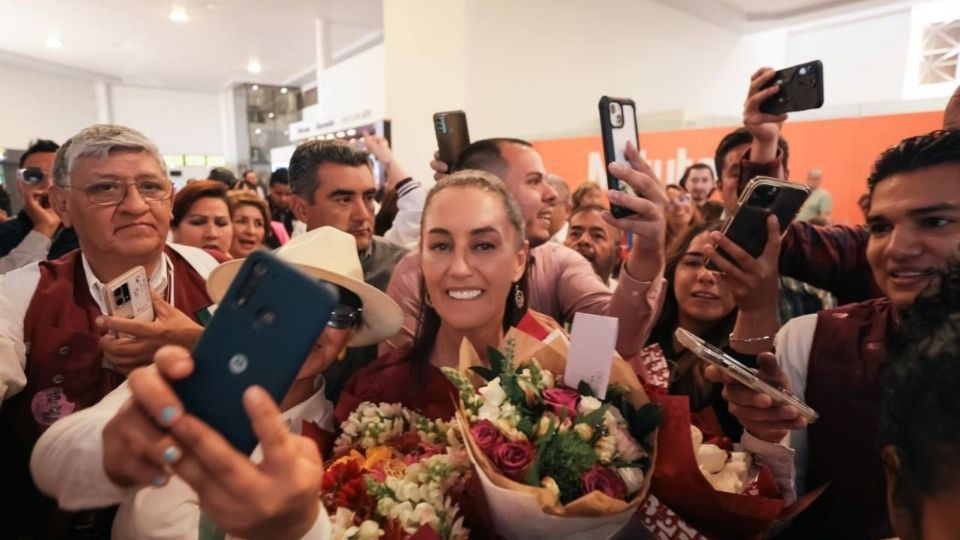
left=434, top=111, right=470, bottom=169
left=760, top=60, right=824, bottom=115
left=706, top=177, right=810, bottom=270
left=599, top=96, right=640, bottom=218
left=173, top=251, right=338, bottom=454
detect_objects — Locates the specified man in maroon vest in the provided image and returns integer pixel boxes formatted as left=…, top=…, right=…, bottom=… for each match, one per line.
left=0, top=124, right=220, bottom=538
left=709, top=128, right=960, bottom=539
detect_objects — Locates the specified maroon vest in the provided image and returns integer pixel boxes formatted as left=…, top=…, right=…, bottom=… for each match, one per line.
left=0, top=247, right=213, bottom=539
left=793, top=298, right=894, bottom=539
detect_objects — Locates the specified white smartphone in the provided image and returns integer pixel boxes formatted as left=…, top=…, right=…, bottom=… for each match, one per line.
left=102, top=266, right=155, bottom=324
left=674, top=327, right=818, bottom=423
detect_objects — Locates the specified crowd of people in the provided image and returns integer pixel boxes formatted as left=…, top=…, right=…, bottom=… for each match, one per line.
left=0, top=65, right=959, bottom=540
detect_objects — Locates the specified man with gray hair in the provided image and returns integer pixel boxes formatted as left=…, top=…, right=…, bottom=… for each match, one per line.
left=0, top=124, right=220, bottom=538
left=797, top=167, right=833, bottom=224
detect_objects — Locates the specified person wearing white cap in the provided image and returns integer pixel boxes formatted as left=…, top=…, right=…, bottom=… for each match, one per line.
left=30, top=226, right=403, bottom=540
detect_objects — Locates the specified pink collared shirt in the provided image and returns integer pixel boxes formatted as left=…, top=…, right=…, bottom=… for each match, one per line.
left=382, top=242, right=666, bottom=363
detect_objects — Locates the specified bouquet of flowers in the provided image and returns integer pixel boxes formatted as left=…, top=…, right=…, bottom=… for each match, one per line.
left=323, top=402, right=472, bottom=540
left=443, top=327, right=660, bottom=539
left=640, top=395, right=792, bottom=540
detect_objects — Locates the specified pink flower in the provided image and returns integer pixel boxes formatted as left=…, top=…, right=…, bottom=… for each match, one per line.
left=581, top=465, right=628, bottom=500
left=470, top=420, right=504, bottom=457
left=493, top=440, right=537, bottom=482
left=542, top=387, right=581, bottom=418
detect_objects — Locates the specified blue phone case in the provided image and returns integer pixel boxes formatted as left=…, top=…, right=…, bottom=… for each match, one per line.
left=173, top=251, right=338, bottom=454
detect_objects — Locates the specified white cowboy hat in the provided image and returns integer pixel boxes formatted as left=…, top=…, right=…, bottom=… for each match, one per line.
left=206, top=226, right=404, bottom=347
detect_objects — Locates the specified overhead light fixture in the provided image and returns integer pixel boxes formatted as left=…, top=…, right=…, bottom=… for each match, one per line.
left=335, top=131, right=346, bottom=138
left=325, top=134, right=335, bottom=140
left=205, top=2, right=218, bottom=8
left=246, top=60, right=262, bottom=74
left=169, top=6, right=189, bottom=22
left=46, top=37, right=64, bottom=49
left=268, top=112, right=275, bottom=119
left=251, top=84, right=259, bottom=91
left=280, top=87, right=288, bottom=94
left=254, top=128, right=262, bottom=135
left=346, top=129, right=356, bottom=136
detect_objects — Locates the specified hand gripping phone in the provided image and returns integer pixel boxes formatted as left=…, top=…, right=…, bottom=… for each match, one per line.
left=760, top=60, right=825, bottom=115
left=433, top=111, right=471, bottom=169
left=173, top=251, right=339, bottom=454
left=103, top=266, right=155, bottom=323
left=707, top=177, right=810, bottom=270
left=675, top=327, right=818, bottom=423
left=599, top=96, right=640, bottom=218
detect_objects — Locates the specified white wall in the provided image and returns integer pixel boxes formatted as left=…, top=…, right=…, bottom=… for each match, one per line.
left=111, top=85, right=225, bottom=155
left=0, top=61, right=226, bottom=159
left=311, top=43, right=386, bottom=124
left=784, top=9, right=913, bottom=107
left=0, top=63, right=98, bottom=149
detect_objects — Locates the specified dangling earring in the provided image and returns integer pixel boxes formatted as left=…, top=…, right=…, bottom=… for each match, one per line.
left=425, top=291, right=434, bottom=308
left=513, top=282, right=525, bottom=310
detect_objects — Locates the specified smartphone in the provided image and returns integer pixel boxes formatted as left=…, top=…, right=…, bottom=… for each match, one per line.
left=102, top=266, right=155, bottom=323
left=674, top=327, right=818, bottom=423
left=760, top=60, right=824, bottom=115
left=707, top=177, right=810, bottom=270
left=599, top=96, right=640, bottom=218
left=434, top=111, right=470, bottom=169
left=173, top=251, right=339, bottom=454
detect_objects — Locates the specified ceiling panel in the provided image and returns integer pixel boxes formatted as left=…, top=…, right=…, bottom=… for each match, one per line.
left=0, top=0, right=382, bottom=91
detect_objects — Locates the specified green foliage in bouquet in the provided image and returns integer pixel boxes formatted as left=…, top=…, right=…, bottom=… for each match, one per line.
left=540, top=429, right=599, bottom=503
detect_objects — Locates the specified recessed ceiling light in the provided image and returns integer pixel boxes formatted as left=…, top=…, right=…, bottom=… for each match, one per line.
left=280, top=87, right=288, bottom=94
left=251, top=84, right=259, bottom=91
left=205, top=2, right=217, bottom=8
left=335, top=131, right=346, bottom=138
left=268, top=112, right=275, bottom=119
left=325, top=134, right=335, bottom=140
left=46, top=37, right=64, bottom=49
left=254, top=128, right=262, bottom=135
left=169, top=6, right=189, bottom=22
left=346, top=128, right=356, bottom=136
left=246, top=60, right=262, bottom=74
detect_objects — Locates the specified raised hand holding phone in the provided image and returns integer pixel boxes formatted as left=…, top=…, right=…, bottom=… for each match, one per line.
left=599, top=96, right=641, bottom=218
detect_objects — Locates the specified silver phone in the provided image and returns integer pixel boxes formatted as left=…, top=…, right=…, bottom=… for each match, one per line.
left=675, top=327, right=818, bottom=423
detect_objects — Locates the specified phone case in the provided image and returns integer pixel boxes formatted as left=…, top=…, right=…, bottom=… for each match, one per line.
left=173, top=251, right=339, bottom=454
left=674, top=328, right=818, bottom=422
left=599, top=96, right=640, bottom=218
left=760, top=60, right=824, bottom=115
left=103, top=266, right=155, bottom=323
left=708, top=177, right=810, bottom=270
left=434, top=111, right=470, bottom=168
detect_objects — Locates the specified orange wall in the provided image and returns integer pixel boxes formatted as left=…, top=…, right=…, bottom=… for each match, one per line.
left=532, top=111, right=943, bottom=226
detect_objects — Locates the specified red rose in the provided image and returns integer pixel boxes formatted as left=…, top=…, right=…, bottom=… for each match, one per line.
left=470, top=420, right=504, bottom=457
left=542, top=387, right=581, bottom=418
left=581, top=465, right=628, bottom=500
left=493, top=439, right=537, bottom=482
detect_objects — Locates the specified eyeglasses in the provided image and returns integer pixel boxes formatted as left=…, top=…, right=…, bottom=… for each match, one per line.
left=17, top=168, right=47, bottom=185
left=64, top=179, right=174, bottom=207
left=325, top=283, right=364, bottom=330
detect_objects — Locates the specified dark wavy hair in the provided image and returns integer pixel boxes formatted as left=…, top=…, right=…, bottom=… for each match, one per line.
left=883, top=262, right=960, bottom=528
left=868, top=129, right=960, bottom=194
left=409, top=171, right=530, bottom=371
left=646, top=221, right=737, bottom=410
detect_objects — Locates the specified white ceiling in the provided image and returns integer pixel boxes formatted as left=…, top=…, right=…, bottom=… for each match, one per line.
left=653, top=0, right=927, bottom=31
left=0, top=0, right=383, bottom=92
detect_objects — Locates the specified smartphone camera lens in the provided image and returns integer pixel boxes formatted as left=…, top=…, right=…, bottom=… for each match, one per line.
left=799, top=67, right=808, bottom=76
left=252, top=261, right=268, bottom=277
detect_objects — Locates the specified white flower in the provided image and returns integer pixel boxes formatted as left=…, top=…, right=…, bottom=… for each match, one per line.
left=356, top=521, right=384, bottom=540
left=479, top=377, right=507, bottom=406
left=574, top=423, right=594, bottom=441
left=595, top=434, right=617, bottom=464
left=541, top=369, right=555, bottom=389
left=477, top=400, right=502, bottom=422
left=611, top=423, right=645, bottom=462
left=617, top=467, right=645, bottom=496
left=411, top=502, right=439, bottom=528
left=388, top=500, right=414, bottom=521
left=578, top=396, right=603, bottom=415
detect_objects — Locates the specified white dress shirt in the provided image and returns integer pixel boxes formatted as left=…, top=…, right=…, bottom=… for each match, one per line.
left=31, top=378, right=335, bottom=540
left=0, top=244, right=220, bottom=406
